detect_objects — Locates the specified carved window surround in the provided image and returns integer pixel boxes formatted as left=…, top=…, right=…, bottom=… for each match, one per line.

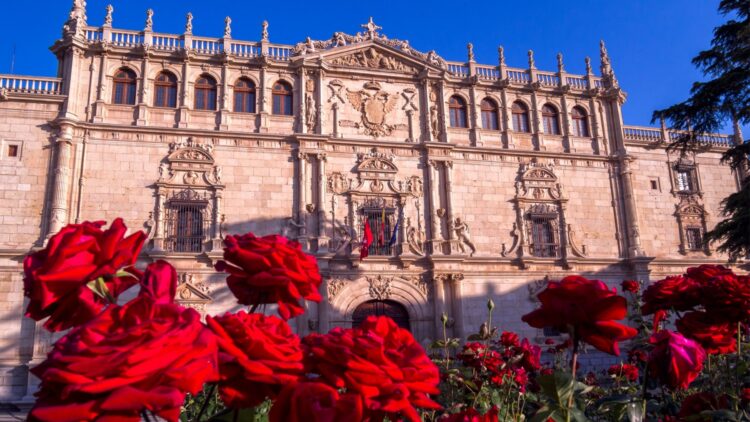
left=674, top=196, right=711, bottom=256
left=149, top=137, right=225, bottom=254
left=667, top=156, right=703, bottom=198
left=502, top=160, right=586, bottom=269
left=327, top=148, right=423, bottom=265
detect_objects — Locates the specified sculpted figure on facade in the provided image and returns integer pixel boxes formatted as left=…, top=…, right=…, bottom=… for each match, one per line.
left=453, top=217, right=477, bottom=256
left=261, top=20, right=269, bottom=41
left=185, top=12, right=193, bottom=34
left=144, top=9, right=153, bottom=32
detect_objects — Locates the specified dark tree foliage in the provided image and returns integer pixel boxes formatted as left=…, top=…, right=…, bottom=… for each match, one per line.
left=654, top=0, right=750, bottom=260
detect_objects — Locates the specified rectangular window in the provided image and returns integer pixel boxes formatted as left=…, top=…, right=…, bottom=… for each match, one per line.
left=165, top=203, right=207, bottom=252
left=513, top=113, right=530, bottom=133
left=362, top=208, right=395, bottom=256
left=686, top=227, right=703, bottom=251
left=530, top=217, right=558, bottom=257
left=650, top=180, right=658, bottom=190
left=7, top=145, right=18, bottom=157
left=573, top=119, right=589, bottom=137
left=481, top=110, right=499, bottom=130
left=676, top=169, right=694, bottom=192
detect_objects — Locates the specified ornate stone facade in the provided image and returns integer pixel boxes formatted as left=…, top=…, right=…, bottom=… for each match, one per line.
left=0, top=2, right=744, bottom=402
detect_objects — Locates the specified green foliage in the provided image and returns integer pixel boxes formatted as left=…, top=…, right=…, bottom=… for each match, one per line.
left=704, top=181, right=750, bottom=261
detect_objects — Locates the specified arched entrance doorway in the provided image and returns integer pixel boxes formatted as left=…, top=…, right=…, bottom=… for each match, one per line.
left=352, top=300, right=410, bottom=331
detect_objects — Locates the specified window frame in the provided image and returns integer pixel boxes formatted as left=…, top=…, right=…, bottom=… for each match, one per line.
left=480, top=98, right=499, bottom=130
left=194, top=74, right=218, bottom=111
left=448, top=96, right=468, bottom=128
left=233, top=78, right=257, bottom=113
left=153, top=71, right=178, bottom=108
left=361, top=207, right=396, bottom=257
left=541, top=104, right=561, bottom=135
left=530, top=215, right=559, bottom=258
left=571, top=106, right=590, bottom=137
left=165, top=201, right=208, bottom=253
left=272, top=81, right=294, bottom=116
left=685, top=227, right=704, bottom=251
left=511, top=101, right=531, bottom=133
left=112, top=68, right=137, bottom=105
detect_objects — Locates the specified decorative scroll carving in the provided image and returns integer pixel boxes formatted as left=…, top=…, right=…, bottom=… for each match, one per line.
left=367, top=275, right=392, bottom=300
left=327, top=279, right=346, bottom=303
left=291, top=18, right=447, bottom=70
left=345, top=82, right=400, bottom=138
left=567, top=224, right=587, bottom=257
left=501, top=222, right=521, bottom=257
left=330, top=47, right=418, bottom=74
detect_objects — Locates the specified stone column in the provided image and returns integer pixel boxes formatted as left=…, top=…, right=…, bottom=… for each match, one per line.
left=296, top=151, right=310, bottom=250
left=436, top=81, right=448, bottom=143
left=177, top=59, right=190, bottom=128
left=92, top=52, right=108, bottom=122
left=449, top=274, right=465, bottom=340
left=619, top=156, right=644, bottom=257
left=48, top=126, right=75, bottom=236
left=419, top=77, right=433, bottom=143
left=298, top=68, right=307, bottom=134
left=560, top=93, right=571, bottom=152
left=316, top=153, right=329, bottom=251
left=427, top=160, right=442, bottom=254
left=315, top=69, right=324, bottom=135
left=218, top=61, right=230, bottom=130
left=444, top=161, right=456, bottom=252
left=499, top=88, right=511, bottom=148
left=136, top=52, right=151, bottom=126
left=433, top=274, right=447, bottom=339
left=211, top=190, right=224, bottom=250
left=258, top=65, right=269, bottom=132
left=468, top=83, right=479, bottom=146
left=530, top=90, right=543, bottom=151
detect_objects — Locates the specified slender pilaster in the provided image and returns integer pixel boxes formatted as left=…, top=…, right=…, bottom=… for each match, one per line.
left=427, top=160, right=442, bottom=254
left=317, top=153, right=329, bottom=251
left=444, top=161, right=457, bottom=253
left=48, top=126, right=75, bottom=236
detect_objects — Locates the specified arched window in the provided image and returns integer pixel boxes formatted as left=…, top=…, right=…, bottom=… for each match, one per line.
left=511, top=101, right=530, bottom=133
left=542, top=104, right=560, bottom=135
left=194, top=74, right=218, bottom=111
left=154, top=71, right=178, bottom=108
left=352, top=300, right=410, bottom=331
left=233, top=78, right=256, bottom=113
left=480, top=98, right=499, bottom=130
left=448, top=96, right=468, bottom=128
left=112, top=68, right=137, bottom=105
left=272, top=81, right=293, bottom=115
left=571, top=106, right=590, bottom=137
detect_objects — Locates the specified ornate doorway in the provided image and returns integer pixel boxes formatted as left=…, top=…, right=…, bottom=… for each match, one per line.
left=352, top=299, right=410, bottom=330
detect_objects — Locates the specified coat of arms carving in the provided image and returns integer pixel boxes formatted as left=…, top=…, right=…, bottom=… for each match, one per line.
left=346, top=82, right=400, bottom=138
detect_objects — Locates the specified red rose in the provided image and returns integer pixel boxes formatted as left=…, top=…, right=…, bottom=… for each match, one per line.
left=23, top=218, right=146, bottom=332
left=139, top=260, right=177, bottom=304
left=607, top=363, right=639, bottom=382
left=29, top=294, right=218, bottom=422
left=215, top=233, right=321, bottom=320
left=439, top=406, right=499, bottom=422
left=269, top=382, right=363, bottom=422
left=698, top=272, right=750, bottom=322
left=499, top=331, right=520, bottom=348
left=206, top=311, right=304, bottom=408
left=685, top=264, right=734, bottom=284
left=521, top=276, right=637, bottom=355
left=303, top=316, right=441, bottom=422
left=517, top=339, right=542, bottom=372
left=641, top=276, right=702, bottom=315
left=621, top=280, right=640, bottom=294
left=647, top=330, right=705, bottom=390
left=676, top=311, right=737, bottom=354
left=678, top=392, right=729, bottom=420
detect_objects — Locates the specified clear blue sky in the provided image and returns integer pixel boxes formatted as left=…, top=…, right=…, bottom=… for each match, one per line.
left=0, top=0, right=742, bottom=132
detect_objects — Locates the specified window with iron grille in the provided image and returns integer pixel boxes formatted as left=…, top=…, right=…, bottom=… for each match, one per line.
left=675, top=169, right=695, bottom=193
left=530, top=216, right=558, bottom=258
left=165, top=202, right=209, bottom=252
left=362, top=207, right=396, bottom=256
left=686, top=227, right=703, bottom=251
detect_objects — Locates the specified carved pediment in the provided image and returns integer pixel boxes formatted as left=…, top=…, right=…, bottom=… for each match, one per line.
left=676, top=196, right=706, bottom=216
left=329, top=46, right=419, bottom=74
left=515, top=160, right=563, bottom=202
left=176, top=273, right=212, bottom=314
left=356, top=148, right=398, bottom=180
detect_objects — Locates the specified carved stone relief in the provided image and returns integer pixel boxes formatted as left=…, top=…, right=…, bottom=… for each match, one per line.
left=367, top=275, right=392, bottom=300
left=330, top=47, right=418, bottom=74
left=176, top=273, right=212, bottom=314
left=345, top=82, right=402, bottom=138
left=327, top=278, right=346, bottom=304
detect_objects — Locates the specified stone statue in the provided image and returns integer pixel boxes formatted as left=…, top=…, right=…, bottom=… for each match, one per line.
left=528, top=49, right=535, bottom=69
left=104, top=4, right=113, bottom=26
left=454, top=217, right=476, bottom=256
left=305, top=94, right=317, bottom=133
left=145, top=9, right=153, bottom=31
left=333, top=32, right=346, bottom=47
left=261, top=20, right=269, bottom=41
left=467, top=43, right=474, bottom=62
left=213, top=166, right=223, bottom=182
left=224, top=16, right=232, bottom=38
left=283, top=217, right=305, bottom=239
left=158, top=163, right=169, bottom=180
left=498, top=45, right=505, bottom=66
left=185, top=12, right=193, bottom=34
left=332, top=224, right=353, bottom=255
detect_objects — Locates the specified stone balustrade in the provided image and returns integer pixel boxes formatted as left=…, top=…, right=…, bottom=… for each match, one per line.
left=624, top=124, right=734, bottom=146
left=0, top=75, right=62, bottom=95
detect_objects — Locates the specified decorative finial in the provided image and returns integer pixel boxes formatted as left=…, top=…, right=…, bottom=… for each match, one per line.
left=185, top=12, right=193, bottom=35
left=70, top=0, right=87, bottom=23
left=361, top=17, right=382, bottom=40
left=498, top=45, right=505, bottom=66
left=585, top=56, right=592, bottom=75
left=144, top=9, right=153, bottom=31
left=557, top=52, right=564, bottom=73
left=261, top=20, right=269, bottom=41
left=224, top=16, right=232, bottom=38
left=467, top=43, right=474, bottom=62
left=104, top=4, right=113, bottom=27
left=599, top=40, right=618, bottom=88
left=528, top=50, right=535, bottom=69
left=63, top=0, right=87, bottom=37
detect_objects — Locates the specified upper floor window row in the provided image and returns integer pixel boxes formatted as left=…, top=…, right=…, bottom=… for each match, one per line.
left=111, top=68, right=289, bottom=115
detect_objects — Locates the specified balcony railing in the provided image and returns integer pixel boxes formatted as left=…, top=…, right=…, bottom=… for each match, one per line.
left=624, top=125, right=734, bottom=146
left=0, top=75, right=62, bottom=95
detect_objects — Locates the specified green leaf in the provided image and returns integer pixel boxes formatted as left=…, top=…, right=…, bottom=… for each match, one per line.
left=87, top=277, right=115, bottom=303
left=530, top=406, right=563, bottom=422
left=114, top=269, right=139, bottom=279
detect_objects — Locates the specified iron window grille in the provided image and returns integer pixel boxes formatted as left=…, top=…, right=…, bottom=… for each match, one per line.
left=164, top=200, right=210, bottom=253
left=361, top=207, right=396, bottom=256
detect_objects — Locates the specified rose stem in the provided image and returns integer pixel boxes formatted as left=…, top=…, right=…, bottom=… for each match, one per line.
left=196, top=383, right=217, bottom=422
left=141, top=410, right=153, bottom=422
left=567, top=335, right=579, bottom=422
